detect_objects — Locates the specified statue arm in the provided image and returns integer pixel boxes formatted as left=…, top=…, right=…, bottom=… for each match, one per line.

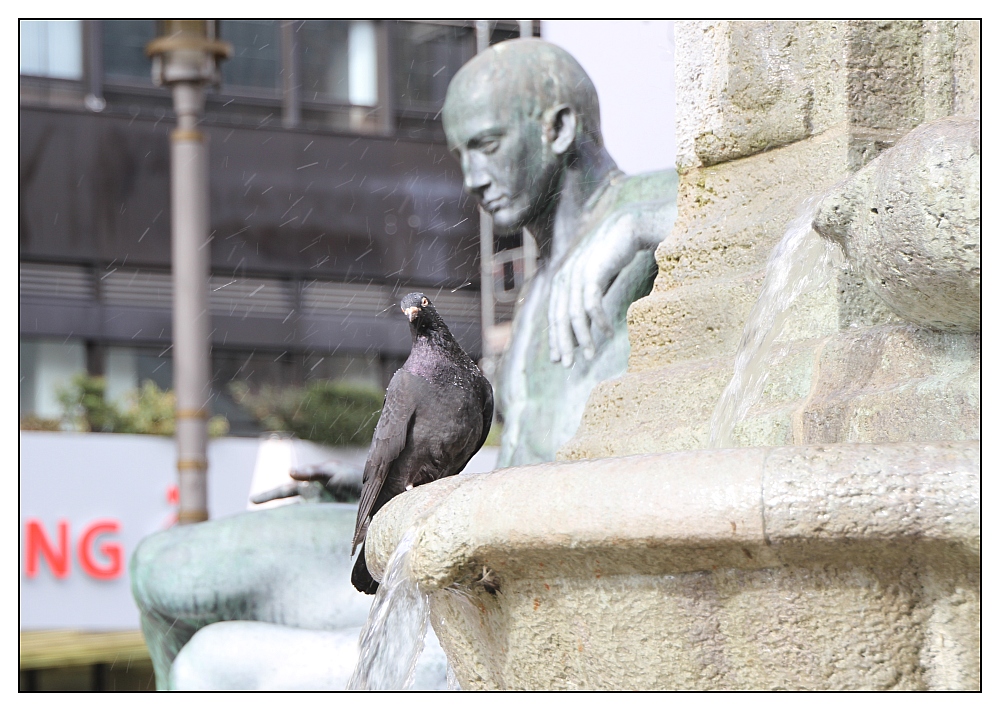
left=548, top=201, right=676, bottom=367
left=250, top=462, right=363, bottom=504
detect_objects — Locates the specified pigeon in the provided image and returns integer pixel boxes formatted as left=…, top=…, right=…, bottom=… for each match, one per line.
left=351, top=292, right=494, bottom=594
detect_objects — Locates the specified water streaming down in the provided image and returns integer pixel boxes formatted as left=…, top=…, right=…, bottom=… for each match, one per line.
left=709, top=198, right=845, bottom=448
left=347, top=521, right=490, bottom=690
left=348, top=527, right=430, bottom=690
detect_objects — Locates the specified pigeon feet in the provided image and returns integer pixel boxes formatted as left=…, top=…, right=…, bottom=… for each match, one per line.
left=472, top=565, right=500, bottom=595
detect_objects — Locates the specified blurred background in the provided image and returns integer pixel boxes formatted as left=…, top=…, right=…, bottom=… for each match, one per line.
left=19, top=19, right=675, bottom=691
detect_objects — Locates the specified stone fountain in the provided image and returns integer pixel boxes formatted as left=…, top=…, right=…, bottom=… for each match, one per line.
left=366, top=20, right=980, bottom=690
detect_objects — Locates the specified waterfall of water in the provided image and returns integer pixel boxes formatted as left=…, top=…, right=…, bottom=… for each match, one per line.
left=348, top=521, right=497, bottom=690
left=347, top=528, right=430, bottom=690
left=709, top=198, right=844, bottom=448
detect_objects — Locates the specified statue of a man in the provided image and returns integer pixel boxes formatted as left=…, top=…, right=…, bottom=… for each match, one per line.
left=132, top=38, right=678, bottom=689
left=442, top=39, right=677, bottom=466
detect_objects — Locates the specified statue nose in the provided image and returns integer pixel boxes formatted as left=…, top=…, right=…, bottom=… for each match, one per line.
left=462, top=156, right=491, bottom=195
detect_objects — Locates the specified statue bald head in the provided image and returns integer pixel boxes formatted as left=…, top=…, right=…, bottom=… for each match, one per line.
left=443, top=38, right=603, bottom=147
left=442, top=39, right=606, bottom=235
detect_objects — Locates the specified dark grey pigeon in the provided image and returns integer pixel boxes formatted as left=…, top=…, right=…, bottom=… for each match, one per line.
left=351, top=292, right=494, bottom=594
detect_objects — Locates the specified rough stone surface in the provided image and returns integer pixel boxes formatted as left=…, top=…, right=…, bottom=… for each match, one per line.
left=367, top=443, right=980, bottom=690
left=562, top=323, right=980, bottom=460
left=654, top=128, right=851, bottom=293
left=675, top=21, right=848, bottom=170
left=813, top=116, right=981, bottom=331
left=370, top=20, right=981, bottom=691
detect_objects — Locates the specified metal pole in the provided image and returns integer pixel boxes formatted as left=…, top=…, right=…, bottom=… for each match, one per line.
left=148, top=22, right=231, bottom=524
left=171, top=82, right=211, bottom=523
left=475, top=21, right=496, bottom=380
left=280, top=20, right=300, bottom=129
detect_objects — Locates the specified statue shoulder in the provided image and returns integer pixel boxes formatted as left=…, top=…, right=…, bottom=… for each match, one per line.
left=612, top=169, right=679, bottom=210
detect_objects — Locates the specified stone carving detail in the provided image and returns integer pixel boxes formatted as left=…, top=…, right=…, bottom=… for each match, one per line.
left=814, top=116, right=980, bottom=332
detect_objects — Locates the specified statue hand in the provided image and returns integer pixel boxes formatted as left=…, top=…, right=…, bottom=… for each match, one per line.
left=249, top=461, right=362, bottom=505
left=249, top=480, right=315, bottom=504
left=548, top=211, right=646, bottom=368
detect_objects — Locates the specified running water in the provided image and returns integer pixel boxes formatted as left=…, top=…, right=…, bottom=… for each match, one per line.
left=348, top=528, right=430, bottom=690
left=347, top=525, right=480, bottom=690
left=709, top=198, right=845, bottom=448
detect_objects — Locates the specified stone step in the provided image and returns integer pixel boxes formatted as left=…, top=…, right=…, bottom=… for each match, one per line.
left=796, top=325, right=980, bottom=445
left=626, top=268, right=850, bottom=373
left=562, top=324, right=980, bottom=460
left=559, top=354, right=731, bottom=460
left=654, top=127, right=852, bottom=292
left=562, top=336, right=824, bottom=460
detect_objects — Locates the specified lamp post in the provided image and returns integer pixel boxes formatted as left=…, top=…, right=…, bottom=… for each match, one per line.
left=147, top=21, right=231, bottom=524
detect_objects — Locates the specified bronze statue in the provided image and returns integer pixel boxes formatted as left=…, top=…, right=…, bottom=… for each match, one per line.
left=443, top=39, right=677, bottom=466
left=132, top=37, right=677, bottom=689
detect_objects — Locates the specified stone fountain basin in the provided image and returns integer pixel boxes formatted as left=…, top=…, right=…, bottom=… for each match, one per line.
left=367, top=441, right=979, bottom=690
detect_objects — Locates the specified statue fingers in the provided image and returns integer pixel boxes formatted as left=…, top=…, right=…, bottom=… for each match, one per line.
left=570, top=262, right=595, bottom=360
left=584, top=281, right=614, bottom=339
left=250, top=481, right=303, bottom=504
left=289, top=467, right=333, bottom=484
left=548, top=278, right=562, bottom=363
left=552, top=271, right=576, bottom=367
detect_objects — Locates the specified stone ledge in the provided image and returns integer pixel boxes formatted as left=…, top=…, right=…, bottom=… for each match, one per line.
left=367, top=441, right=979, bottom=589
left=366, top=441, right=979, bottom=690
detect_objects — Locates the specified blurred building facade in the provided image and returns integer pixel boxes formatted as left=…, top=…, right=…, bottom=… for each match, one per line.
left=19, top=20, right=532, bottom=434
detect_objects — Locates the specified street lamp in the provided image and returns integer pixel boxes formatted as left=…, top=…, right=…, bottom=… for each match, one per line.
left=147, top=21, right=231, bottom=524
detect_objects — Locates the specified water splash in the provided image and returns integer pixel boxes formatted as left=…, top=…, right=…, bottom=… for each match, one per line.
left=347, top=527, right=430, bottom=690
left=709, top=198, right=844, bottom=448
left=446, top=663, right=462, bottom=690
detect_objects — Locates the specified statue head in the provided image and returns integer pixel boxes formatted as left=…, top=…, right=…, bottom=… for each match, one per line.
left=443, top=39, right=604, bottom=236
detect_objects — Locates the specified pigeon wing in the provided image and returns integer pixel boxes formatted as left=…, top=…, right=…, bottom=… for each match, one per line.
left=351, top=370, right=419, bottom=554
left=475, top=380, right=495, bottom=453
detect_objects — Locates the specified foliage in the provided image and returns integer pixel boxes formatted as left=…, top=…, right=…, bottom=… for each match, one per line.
left=18, top=415, right=62, bottom=431
left=53, top=373, right=229, bottom=437
left=231, top=379, right=383, bottom=447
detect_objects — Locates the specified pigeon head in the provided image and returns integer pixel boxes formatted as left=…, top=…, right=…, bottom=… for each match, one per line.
left=400, top=292, right=448, bottom=336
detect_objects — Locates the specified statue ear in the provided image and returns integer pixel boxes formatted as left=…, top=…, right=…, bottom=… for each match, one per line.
left=544, top=104, right=577, bottom=155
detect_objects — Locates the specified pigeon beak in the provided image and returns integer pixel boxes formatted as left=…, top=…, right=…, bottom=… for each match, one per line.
left=403, top=306, right=421, bottom=322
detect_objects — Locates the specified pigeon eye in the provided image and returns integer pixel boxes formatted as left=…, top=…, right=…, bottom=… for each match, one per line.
left=421, top=297, right=428, bottom=307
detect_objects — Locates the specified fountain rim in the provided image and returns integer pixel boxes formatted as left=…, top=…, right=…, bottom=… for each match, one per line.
left=366, top=441, right=980, bottom=591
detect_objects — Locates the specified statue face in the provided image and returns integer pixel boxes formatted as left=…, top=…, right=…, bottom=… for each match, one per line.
left=444, top=94, right=562, bottom=236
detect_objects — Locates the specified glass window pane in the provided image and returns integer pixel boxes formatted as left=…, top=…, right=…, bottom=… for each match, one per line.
left=20, top=339, right=86, bottom=419
left=394, top=23, right=475, bottom=111
left=348, top=20, right=377, bottom=106
left=103, top=20, right=156, bottom=82
left=221, top=20, right=280, bottom=92
left=20, top=20, right=82, bottom=80
left=300, top=20, right=351, bottom=104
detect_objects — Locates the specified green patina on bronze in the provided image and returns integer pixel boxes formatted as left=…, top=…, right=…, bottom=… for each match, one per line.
left=443, top=39, right=678, bottom=465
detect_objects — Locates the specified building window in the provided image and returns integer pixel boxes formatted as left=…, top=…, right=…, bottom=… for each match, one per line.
left=393, top=23, right=475, bottom=114
left=19, top=339, right=86, bottom=419
left=392, top=22, right=518, bottom=117
left=299, top=20, right=377, bottom=106
left=220, top=19, right=281, bottom=94
left=19, top=20, right=83, bottom=80
left=103, top=20, right=156, bottom=84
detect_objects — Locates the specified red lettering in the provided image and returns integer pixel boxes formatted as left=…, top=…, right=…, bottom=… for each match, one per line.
left=25, top=519, right=70, bottom=579
left=78, top=520, right=123, bottom=580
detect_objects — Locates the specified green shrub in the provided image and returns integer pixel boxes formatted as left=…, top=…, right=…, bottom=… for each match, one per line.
left=18, top=415, right=62, bottom=431
left=53, top=373, right=229, bottom=436
left=231, top=379, right=382, bottom=447
left=57, top=373, right=122, bottom=433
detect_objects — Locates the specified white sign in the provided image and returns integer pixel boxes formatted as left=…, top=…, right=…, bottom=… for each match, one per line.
left=19, top=432, right=258, bottom=629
